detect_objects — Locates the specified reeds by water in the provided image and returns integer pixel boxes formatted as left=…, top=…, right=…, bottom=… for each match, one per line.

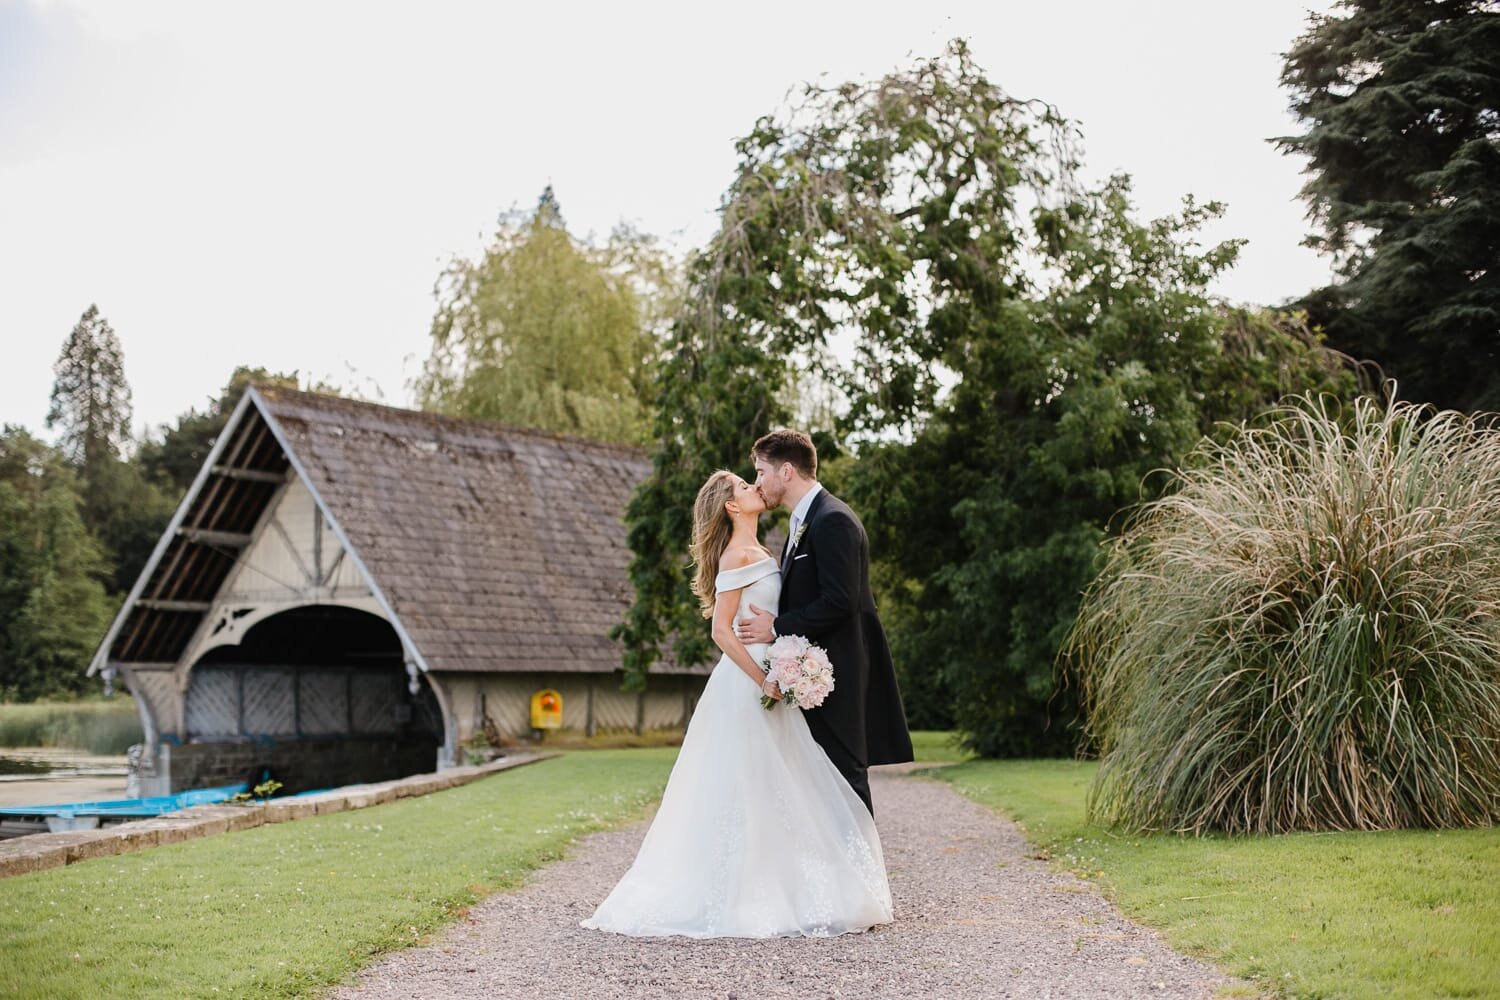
left=0, top=697, right=142, bottom=755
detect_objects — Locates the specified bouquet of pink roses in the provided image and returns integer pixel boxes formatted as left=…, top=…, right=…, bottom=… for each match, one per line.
left=760, top=634, right=835, bottom=710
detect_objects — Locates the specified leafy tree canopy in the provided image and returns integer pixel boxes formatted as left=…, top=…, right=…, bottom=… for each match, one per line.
left=616, top=41, right=1359, bottom=756
left=0, top=428, right=114, bottom=700
left=1278, top=0, right=1500, bottom=411
left=414, top=187, right=678, bottom=446
left=135, top=367, right=307, bottom=498
left=614, top=40, right=1084, bottom=687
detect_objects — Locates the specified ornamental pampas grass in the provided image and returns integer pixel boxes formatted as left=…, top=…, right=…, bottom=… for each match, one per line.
left=1067, top=392, right=1500, bottom=834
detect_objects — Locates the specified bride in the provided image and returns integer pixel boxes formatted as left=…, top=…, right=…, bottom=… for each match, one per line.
left=581, top=470, right=894, bottom=938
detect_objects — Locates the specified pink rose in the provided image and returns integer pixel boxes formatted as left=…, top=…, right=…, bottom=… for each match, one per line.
left=759, top=635, right=834, bottom=708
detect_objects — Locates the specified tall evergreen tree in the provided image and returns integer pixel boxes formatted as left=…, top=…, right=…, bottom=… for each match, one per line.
left=47, top=304, right=133, bottom=482
left=1278, top=0, right=1500, bottom=411
left=44, top=305, right=176, bottom=593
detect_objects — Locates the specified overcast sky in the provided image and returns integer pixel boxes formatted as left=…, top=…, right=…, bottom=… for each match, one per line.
left=1, top=0, right=1339, bottom=438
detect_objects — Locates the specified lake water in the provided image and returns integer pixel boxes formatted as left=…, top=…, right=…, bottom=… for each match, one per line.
left=0, top=748, right=130, bottom=806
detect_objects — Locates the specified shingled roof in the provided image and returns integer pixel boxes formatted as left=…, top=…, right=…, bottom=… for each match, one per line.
left=90, top=386, right=701, bottom=677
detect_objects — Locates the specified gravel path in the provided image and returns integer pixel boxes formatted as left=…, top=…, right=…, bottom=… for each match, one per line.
left=327, top=766, right=1228, bottom=999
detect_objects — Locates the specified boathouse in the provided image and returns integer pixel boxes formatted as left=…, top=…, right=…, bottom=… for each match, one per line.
left=87, top=386, right=708, bottom=795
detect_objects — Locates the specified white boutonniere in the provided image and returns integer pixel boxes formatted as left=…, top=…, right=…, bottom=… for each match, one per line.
left=790, top=522, right=807, bottom=551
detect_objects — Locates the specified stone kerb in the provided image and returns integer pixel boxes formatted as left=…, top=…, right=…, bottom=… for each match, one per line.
left=0, top=752, right=555, bottom=880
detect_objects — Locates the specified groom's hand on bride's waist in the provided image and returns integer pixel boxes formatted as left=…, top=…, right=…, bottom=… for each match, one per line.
left=735, top=604, right=776, bottom=644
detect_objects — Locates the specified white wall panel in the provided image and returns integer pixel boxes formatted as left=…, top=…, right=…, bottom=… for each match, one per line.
left=220, top=479, right=371, bottom=605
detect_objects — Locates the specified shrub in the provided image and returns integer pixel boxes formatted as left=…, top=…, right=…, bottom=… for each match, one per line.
left=1068, top=393, right=1500, bottom=833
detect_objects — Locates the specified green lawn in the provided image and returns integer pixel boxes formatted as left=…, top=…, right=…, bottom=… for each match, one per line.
left=907, top=728, right=977, bottom=764
left=0, top=749, right=678, bottom=1000
left=929, top=758, right=1500, bottom=1000
left=6, top=732, right=1491, bottom=1000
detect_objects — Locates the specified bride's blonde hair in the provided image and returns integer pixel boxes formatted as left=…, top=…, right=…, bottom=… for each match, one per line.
left=689, top=470, right=739, bottom=619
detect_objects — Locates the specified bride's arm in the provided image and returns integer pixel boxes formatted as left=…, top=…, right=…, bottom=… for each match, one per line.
left=711, top=588, right=780, bottom=698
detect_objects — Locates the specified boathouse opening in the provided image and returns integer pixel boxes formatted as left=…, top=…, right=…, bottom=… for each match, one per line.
left=172, top=606, right=443, bottom=794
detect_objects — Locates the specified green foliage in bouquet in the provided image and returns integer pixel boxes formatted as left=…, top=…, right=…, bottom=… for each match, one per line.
left=1068, top=392, right=1500, bottom=833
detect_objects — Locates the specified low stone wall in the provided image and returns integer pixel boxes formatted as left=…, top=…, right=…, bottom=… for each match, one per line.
left=0, top=751, right=554, bottom=880
left=142, top=737, right=441, bottom=796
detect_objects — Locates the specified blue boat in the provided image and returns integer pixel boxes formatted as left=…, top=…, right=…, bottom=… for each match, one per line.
left=0, top=783, right=249, bottom=835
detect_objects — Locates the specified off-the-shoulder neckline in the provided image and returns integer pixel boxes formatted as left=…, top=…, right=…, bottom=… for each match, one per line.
left=717, top=555, right=777, bottom=577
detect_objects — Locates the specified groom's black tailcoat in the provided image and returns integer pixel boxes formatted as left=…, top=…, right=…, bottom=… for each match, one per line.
left=774, top=489, right=914, bottom=816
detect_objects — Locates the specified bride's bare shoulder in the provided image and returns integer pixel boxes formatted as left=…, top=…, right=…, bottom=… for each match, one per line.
left=719, top=545, right=773, bottom=571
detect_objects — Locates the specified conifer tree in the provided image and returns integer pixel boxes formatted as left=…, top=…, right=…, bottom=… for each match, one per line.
left=47, top=304, right=133, bottom=482
left=1278, top=0, right=1500, bottom=411
left=44, top=305, right=177, bottom=593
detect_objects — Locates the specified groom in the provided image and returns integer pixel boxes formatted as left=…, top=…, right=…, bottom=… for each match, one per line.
left=737, top=429, right=914, bottom=816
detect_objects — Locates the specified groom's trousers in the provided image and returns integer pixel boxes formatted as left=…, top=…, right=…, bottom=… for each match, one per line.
left=805, top=710, right=874, bottom=817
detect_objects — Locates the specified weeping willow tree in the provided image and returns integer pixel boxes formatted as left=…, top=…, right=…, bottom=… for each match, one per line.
left=415, top=187, right=678, bottom=445
left=612, top=41, right=1082, bottom=689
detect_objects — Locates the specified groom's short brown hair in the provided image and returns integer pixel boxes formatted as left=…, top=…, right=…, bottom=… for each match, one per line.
left=752, top=429, right=818, bottom=479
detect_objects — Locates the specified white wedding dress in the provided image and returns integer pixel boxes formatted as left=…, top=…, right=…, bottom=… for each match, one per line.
left=581, top=557, right=894, bottom=938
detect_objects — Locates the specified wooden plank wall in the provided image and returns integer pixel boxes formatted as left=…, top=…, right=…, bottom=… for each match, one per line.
left=184, top=665, right=431, bottom=740
left=435, top=672, right=705, bottom=742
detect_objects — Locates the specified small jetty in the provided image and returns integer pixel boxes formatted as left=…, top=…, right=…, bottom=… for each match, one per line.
left=0, top=784, right=248, bottom=838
